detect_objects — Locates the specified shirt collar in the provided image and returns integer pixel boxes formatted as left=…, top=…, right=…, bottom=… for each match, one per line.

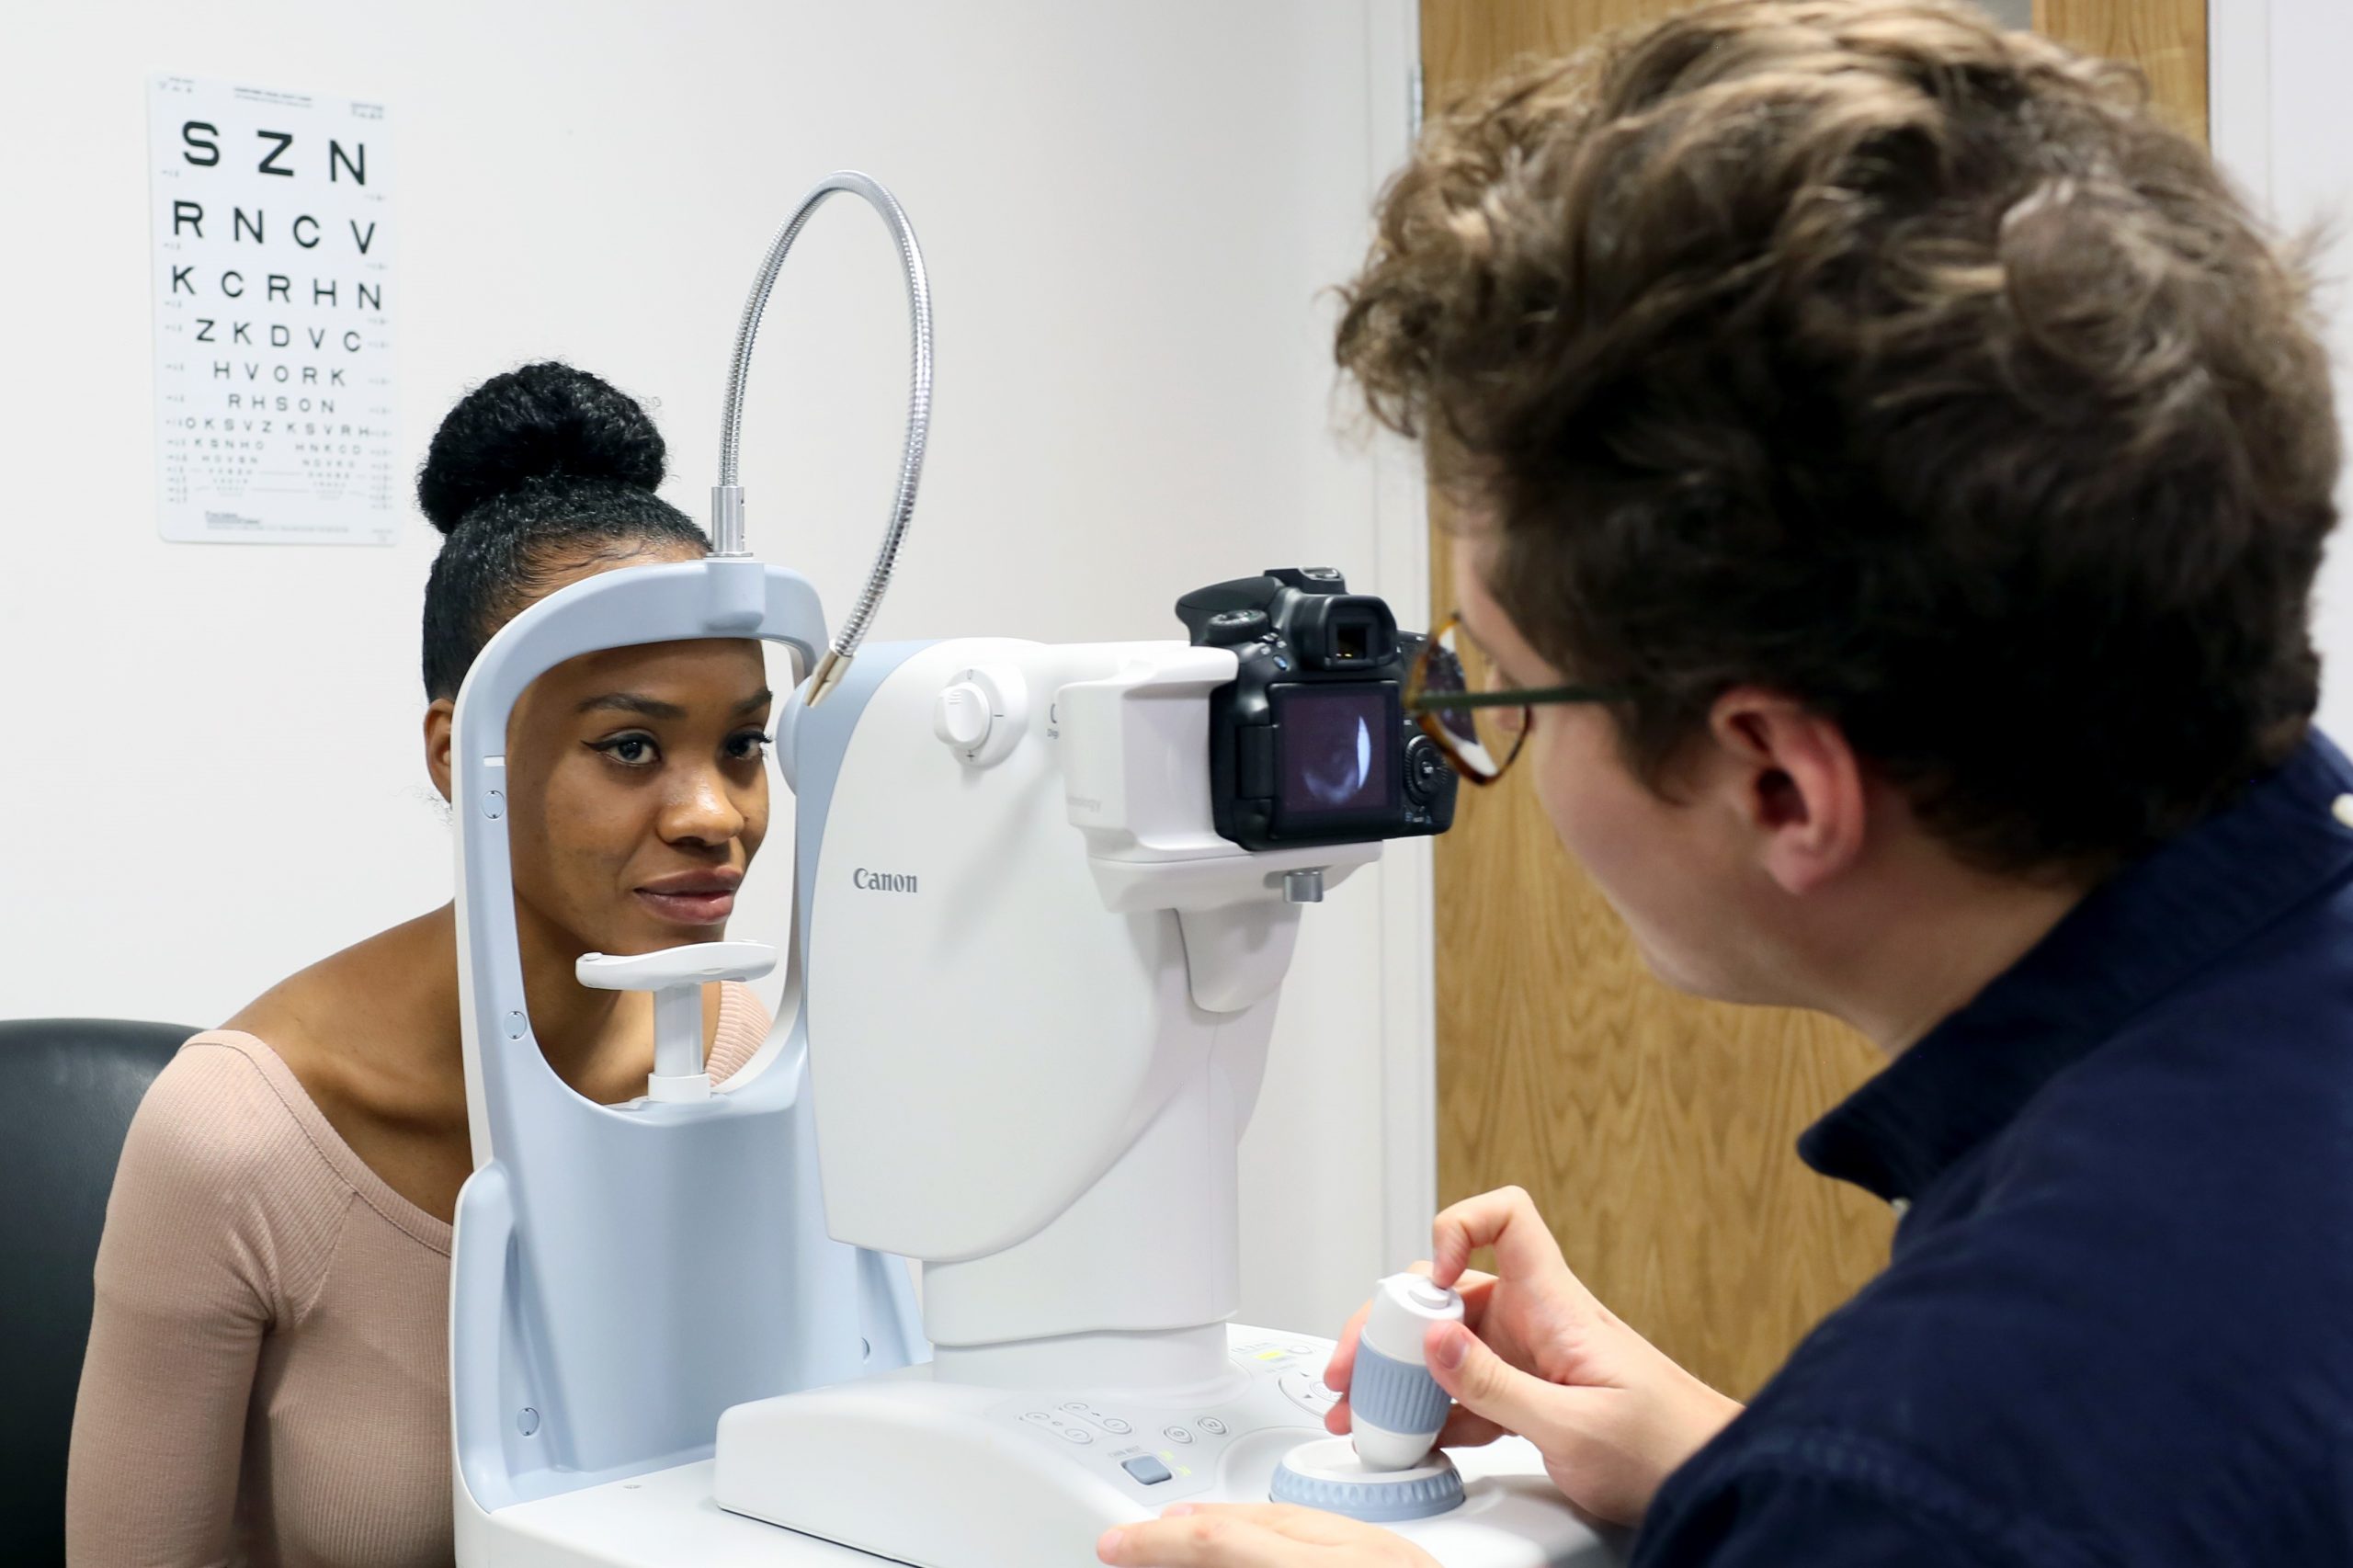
left=1798, top=730, right=2353, bottom=1205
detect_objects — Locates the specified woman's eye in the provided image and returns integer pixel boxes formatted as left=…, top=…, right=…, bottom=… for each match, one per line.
left=726, top=730, right=771, bottom=763
left=591, top=733, right=661, bottom=767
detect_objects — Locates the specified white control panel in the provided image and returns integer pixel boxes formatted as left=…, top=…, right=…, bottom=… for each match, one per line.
left=710, top=1325, right=1618, bottom=1568
left=990, top=1337, right=1342, bottom=1504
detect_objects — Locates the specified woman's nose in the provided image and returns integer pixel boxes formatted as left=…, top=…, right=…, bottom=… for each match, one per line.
left=659, top=767, right=750, bottom=846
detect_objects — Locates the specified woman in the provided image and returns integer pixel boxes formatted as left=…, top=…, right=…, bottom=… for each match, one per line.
left=68, top=362, right=777, bottom=1566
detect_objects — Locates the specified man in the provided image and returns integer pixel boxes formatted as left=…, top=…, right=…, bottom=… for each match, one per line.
left=1099, top=3, right=2348, bottom=1564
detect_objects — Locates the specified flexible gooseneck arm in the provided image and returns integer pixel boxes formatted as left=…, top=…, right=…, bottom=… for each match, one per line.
left=712, top=170, right=934, bottom=706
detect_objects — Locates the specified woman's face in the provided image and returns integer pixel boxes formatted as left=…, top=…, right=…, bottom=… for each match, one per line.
left=429, top=548, right=776, bottom=960
left=502, top=632, right=772, bottom=958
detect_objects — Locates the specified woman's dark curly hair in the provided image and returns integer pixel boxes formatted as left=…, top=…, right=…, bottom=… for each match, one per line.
left=417, top=361, right=708, bottom=700
left=1337, top=0, right=2340, bottom=876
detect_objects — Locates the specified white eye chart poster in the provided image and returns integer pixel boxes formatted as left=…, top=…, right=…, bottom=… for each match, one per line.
left=148, top=76, right=397, bottom=544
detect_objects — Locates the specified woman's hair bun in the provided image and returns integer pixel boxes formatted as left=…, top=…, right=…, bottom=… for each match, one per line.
left=416, top=361, right=667, bottom=535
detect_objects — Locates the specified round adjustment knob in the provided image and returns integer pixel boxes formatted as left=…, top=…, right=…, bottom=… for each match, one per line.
left=934, top=682, right=993, bottom=751
left=1403, top=734, right=1448, bottom=803
left=1201, top=609, right=1269, bottom=647
left=1270, top=1437, right=1464, bottom=1523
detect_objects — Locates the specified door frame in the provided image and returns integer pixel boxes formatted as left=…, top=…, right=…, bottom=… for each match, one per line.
left=1368, top=0, right=1438, bottom=1275
left=2209, top=0, right=2270, bottom=199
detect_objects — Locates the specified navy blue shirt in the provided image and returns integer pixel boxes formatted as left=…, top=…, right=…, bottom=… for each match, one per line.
left=1633, top=733, right=2353, bottom=1567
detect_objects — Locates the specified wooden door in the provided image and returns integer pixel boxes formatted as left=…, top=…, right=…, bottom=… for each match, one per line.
left=1423, top=0, right=2209, bottom=1400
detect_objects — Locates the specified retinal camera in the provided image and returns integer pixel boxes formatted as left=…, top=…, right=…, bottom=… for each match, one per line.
left=1177, top=567, right=1457, bottom=852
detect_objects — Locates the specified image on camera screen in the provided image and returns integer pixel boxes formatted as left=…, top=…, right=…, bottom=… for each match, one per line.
left=1279, top=688, right=1391, bottom=817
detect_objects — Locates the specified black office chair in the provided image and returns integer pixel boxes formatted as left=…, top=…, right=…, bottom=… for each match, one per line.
left=0, top=1018, right=199, bottom=1565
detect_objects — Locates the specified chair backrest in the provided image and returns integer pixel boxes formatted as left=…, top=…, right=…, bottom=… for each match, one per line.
left=0, top=1018, right=196, bottom=1564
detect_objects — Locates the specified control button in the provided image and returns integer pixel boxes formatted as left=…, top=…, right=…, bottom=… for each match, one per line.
left=1404, top=735, right=1448, bottom=802
left=1022, top=1411, right=1052, bottom=1425
left=934, top=683, right=993, bottom=752
left=1198, top=1416, right=1228, bottom=1436
left=1100, top=1416, right=1132, bottom=1434
left=1163, top=1426, right=1194, bottom=1444
left=1289, top=1345, right=1318, bottom=1357
left=1201, top=609, right=1269, bottom=647
left=1059, top=1427, right=1093, bottom=1445
left=1279, top=1371, right=1341, bottom=1415
left=1122, top=1456, right=1175, bottom=1486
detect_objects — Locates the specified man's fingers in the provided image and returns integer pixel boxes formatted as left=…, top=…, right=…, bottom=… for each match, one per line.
left=1453, top=1269, right=1498, bottom=1333
left=1098, top=1511, right=1306, bottom=1567
left=1430, top=1187, right=1567, bottom=1290
left=1424, top=1321, right=1565, bottom=1450
left=1437, top=1404, right=1510, bottom=1449
left=1153, top=1504, right=1355, bottom=1540
left=1324, top=1395, right=1350, bottom=1435
left=1323, top=1300, right=1373, bottom=1391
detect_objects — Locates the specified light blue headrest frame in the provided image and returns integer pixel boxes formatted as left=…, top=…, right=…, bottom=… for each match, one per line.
left=446, top=557, right=922, bottom=1514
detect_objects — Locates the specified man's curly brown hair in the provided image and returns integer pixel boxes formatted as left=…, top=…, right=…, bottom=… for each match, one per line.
left=1337, top=0, right=2340, bottom=876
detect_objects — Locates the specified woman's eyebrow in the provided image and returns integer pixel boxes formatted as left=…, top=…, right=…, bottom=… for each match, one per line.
left=574, top=689, right=774, bottom=719
left=575, top=693, right=688, bottom=720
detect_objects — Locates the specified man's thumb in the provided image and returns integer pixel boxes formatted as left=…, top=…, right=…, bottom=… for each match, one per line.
left=1427, top=1322, right=1555, bottom=1437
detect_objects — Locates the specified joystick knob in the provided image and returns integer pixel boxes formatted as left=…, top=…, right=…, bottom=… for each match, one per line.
left=1269, top=1275, right=1470, bottom=1524
left=1351, top=1274, right=1463, bottom=1471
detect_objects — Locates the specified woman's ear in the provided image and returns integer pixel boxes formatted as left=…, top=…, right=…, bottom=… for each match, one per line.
left=1706, top=687, right=1869, bottom=896
left=425, top=699, right=456, bottom=804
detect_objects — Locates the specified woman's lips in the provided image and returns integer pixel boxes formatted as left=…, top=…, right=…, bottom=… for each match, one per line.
left=632, top=888, right=737, bottom=926
left=635, top=869, right=742, bottom=926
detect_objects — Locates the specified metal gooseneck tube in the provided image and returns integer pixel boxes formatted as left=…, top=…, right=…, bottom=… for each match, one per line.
left=713, top=171, right=934, bottom=706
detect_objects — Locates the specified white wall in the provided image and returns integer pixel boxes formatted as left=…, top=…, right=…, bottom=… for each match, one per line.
left=0, top=0, right=1427, bottom=1334
left=2211, top=0, right=2353, bottom=741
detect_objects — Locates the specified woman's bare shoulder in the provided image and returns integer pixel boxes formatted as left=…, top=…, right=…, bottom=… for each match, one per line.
left=221, top=907, right=458, bottom=1112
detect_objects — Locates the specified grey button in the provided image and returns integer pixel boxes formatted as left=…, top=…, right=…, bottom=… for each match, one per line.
left=1198, top=1416, right=1228, bottom=1436
left=1122, top=1456, right=1174, bottom=1485
left=1164, top=1426, right=1194, bottom=1444
left=1100, top=1417, right=1132, bottom=1434
left=1060, top=1427, right=1092, bottom=1445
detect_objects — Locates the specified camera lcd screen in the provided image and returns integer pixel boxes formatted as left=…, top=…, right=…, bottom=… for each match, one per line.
left=1276, top=687, right=1394, bottom=819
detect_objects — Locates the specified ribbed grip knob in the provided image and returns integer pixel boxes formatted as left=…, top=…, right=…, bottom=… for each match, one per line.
left=1269, top=1437, right=1464, bottom=1522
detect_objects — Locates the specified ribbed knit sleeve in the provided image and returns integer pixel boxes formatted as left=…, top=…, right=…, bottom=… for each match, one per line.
left=67, top=1040, right=353, bottom=1567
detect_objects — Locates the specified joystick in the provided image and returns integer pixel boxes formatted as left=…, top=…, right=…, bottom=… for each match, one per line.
left=1270, top=1275, right=1467, bottom=1521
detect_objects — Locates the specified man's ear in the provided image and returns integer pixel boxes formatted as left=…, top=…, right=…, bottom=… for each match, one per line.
left=1706, top=687, right=1868, bottom=896
left=425, top=699, right=456, bottom=804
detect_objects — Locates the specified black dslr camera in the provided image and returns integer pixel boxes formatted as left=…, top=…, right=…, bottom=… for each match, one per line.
left=1176, top=567, right=1457, bottom=853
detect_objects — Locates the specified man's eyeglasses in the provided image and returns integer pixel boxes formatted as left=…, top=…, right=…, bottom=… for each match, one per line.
left=1404, top=614, right=1622, bottom=785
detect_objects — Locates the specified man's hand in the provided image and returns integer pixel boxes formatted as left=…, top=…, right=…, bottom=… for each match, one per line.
left=1322, top=1186, right=1744, bottom=1526
left=1097, top=1504, right=1438, bottom=1568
